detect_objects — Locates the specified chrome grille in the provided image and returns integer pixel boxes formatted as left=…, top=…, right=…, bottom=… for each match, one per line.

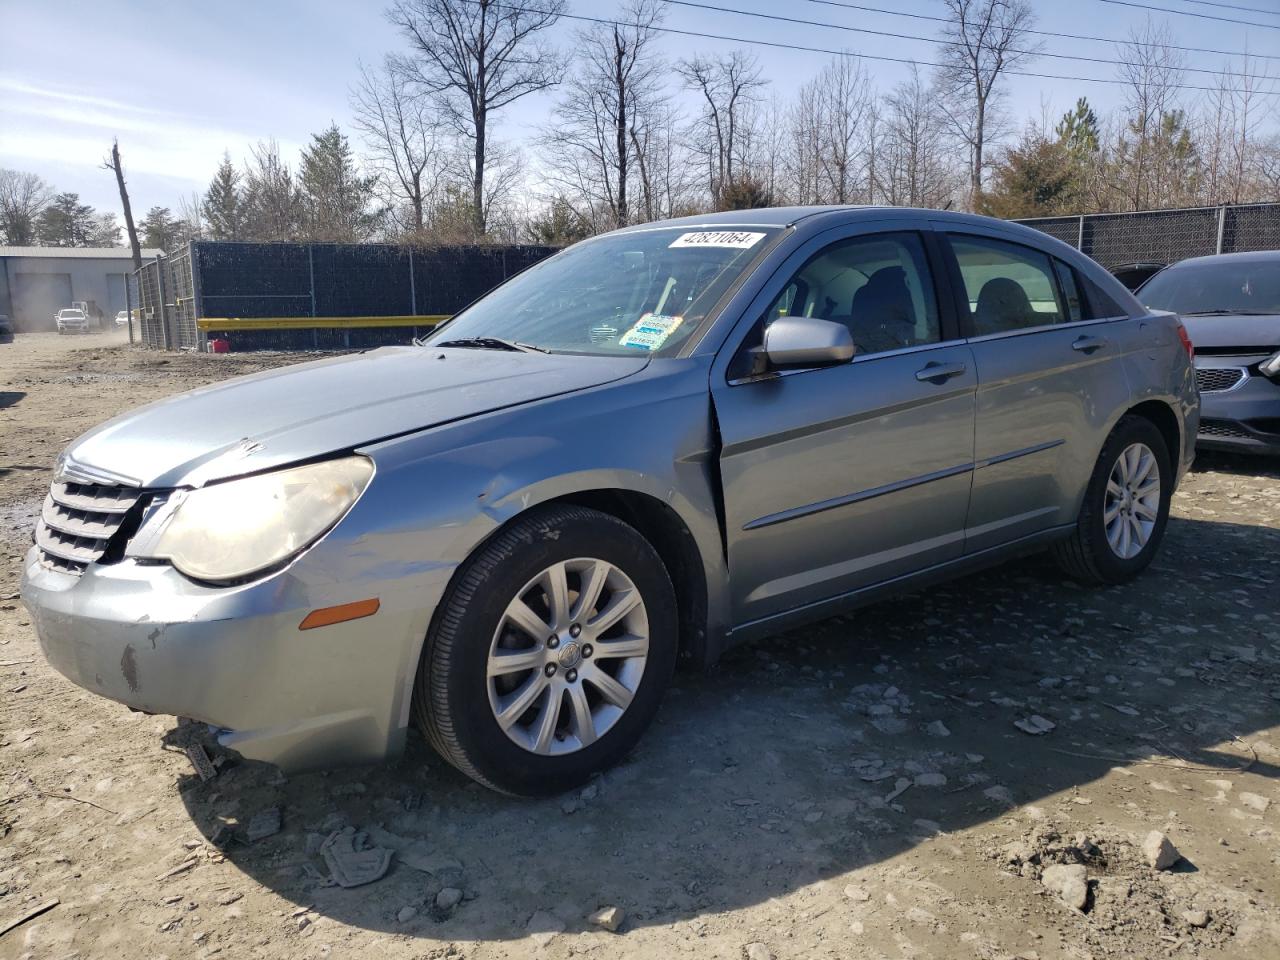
left=36, top=480, right=141, bottom=575
left=1195, top=367, right=1245, bottom=393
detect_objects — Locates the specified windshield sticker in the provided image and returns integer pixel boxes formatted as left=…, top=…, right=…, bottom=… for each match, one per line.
left=620, top=313, right=682, bottom=351
left=669, top=231, right=766, bottom=250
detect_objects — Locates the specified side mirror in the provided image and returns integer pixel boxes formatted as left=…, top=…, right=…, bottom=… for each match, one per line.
left=761, top=316, right=855, bottom=370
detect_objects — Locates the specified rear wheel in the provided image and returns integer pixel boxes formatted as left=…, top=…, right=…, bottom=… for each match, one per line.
left=1052, top=415, right=1172, bottom=584
left=414, top=504, right=678, bottom=796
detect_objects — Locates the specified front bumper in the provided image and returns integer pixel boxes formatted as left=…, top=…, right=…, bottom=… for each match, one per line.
left=21, top=544, right=449, bottom=772
left=1196, top=364, right=1280, bottom=455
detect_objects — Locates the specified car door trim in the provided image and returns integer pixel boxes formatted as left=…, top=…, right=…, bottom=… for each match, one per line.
left=742, top=460, right=976, bottom=530
left=728, top=523, right=1077, bottom=644
left=975, top=438, right=1065, bottom=469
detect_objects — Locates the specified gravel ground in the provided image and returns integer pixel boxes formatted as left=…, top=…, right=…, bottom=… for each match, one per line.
left=1, top=332, right=1278, bottom=960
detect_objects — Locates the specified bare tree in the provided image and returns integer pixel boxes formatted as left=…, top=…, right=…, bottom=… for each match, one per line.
left=387, top=0, right=565, bottom=235
left=934, top=0, right=1041, bottom=208
left=1201, top=53, right=1273, bottom=205
left=879, top=65, right=960, bottom=208
left=0, top=168, right=52, bottom=245
left=628, top=98, right=700, bottom=221
left=541, top=0, right=665, bottom=229
left=678, top=50, right=767, bottom=208
left=1110, top=21, right=1187, bottom=210
left=819, top=56, right=874, bottom=203
left=102, top=140, right=142, bottom=271
left=351, top=57, right=447, bottom=234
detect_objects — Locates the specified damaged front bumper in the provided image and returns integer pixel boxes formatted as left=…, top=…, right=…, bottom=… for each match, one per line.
left=20, top=546, right=449, bottom=773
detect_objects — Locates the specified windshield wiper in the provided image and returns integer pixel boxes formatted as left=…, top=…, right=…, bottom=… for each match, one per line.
left=433, top=337, right=550, bottom=354
left=1182, top=309, right=1274, bottom=317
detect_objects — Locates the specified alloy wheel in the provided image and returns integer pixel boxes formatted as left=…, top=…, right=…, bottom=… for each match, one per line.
left=1103, top=442, right=1161, bottom=560
left=486, top=557, right=649, bottom=755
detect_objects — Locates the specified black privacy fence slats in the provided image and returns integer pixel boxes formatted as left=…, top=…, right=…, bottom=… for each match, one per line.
left=132, top=205, right=1277, bottom=352
left=132, top=240, right=558, bottom=351
left=1016, top=202, right=1280, bottom=270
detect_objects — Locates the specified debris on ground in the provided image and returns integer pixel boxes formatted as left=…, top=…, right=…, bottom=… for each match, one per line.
left=0, top=898, right=59, bottom=939
left=588, top=905, right=624, bottom=932
left=184, top=743, right=217, bottom=782
left=1142, top=830, right=1181, bottom=870
left=245, top=807, right=282, bottom=842
left=1040, top=863, right=1089, bottom=911
left=1014, top=715, right=1056, bottom=735
left=319, top=827, right=393, bottom=888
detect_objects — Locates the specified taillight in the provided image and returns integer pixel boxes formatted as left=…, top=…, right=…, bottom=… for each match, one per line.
left=1176, top=321, right=1194, bottom=360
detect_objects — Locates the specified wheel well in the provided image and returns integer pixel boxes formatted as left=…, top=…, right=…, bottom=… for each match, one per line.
left=1126, top=400, right=1181, bottom=468
left=542, top=489, right=710, bottom=667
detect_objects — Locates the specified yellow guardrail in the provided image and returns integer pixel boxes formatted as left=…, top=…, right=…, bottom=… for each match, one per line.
left=197, top=315, right=450, bottom=331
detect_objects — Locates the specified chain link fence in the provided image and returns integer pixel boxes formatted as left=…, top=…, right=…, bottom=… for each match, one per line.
left=1016, top=202, right=1280, bottom=270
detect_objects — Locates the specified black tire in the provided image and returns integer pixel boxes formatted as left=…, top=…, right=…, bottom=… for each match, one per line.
left=414, top=504, right=678, bottom=796
left=1052, top=415, right=1172, bottom=584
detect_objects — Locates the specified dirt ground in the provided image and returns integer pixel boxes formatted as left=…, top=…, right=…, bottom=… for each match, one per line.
left=1, top=331, right=1278, bottom=960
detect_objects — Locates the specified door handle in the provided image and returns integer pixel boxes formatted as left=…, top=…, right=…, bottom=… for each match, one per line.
left=1072, top=335, right=1109, bottom=353
left=915, top=361, right=967, bottom=383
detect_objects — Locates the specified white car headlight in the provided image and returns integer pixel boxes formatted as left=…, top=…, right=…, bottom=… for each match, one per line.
left=131, top=456, right=374, bottom=582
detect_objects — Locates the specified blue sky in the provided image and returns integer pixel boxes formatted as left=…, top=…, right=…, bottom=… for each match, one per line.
left=1, top=0, right=1276, bottom=216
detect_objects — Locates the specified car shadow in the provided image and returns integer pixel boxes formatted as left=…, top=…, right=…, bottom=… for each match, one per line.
left=172, top=513, right=1279, bottom=940
left=0, top=391, right=25, bottom=409
left=1192, top=448, right=1280, bottom=481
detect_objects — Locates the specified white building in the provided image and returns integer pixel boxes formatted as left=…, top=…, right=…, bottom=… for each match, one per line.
left=0, top=246, right=162, bottom=332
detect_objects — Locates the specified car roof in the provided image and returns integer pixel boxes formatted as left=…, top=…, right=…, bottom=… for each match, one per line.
left=614, top=205, right=1039, bottom=233
left=1165, top=250, right=1280, bottom=268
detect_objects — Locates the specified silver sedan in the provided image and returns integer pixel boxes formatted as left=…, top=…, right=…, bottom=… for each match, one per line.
left=21, top=207, right=1199, bottom=795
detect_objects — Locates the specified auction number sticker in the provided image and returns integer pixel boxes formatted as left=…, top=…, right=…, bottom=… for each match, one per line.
left=620, top=313, right=683, bottom=351
left=668, top=231, right=766, bottom=249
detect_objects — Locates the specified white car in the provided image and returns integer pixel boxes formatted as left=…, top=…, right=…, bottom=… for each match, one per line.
left=115, top=311, right=129, bottom=327
left=55, top=308, right=88, bottom=334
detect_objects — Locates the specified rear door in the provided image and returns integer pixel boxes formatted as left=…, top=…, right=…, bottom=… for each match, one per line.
left=936, top=226, right=1133, bottom=552
left=711, top=224, right=977, bottom=626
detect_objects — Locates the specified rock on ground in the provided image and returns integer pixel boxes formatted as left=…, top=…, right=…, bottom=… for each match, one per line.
left=1142, top=830, right=1181, bottom=870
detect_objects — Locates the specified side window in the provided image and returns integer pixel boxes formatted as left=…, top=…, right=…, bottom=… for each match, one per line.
left=1053, top=259, right=1084, bottom=322
left=950, top=235, right=1066, bottom=335
left=756, top=232, right=941, bottom=358
left=1079, top=271, right=1130, bottom=319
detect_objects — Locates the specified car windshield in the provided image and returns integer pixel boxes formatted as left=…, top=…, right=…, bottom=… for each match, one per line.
left=422, top=226, right=781, bottom=357
left=61, top=310, right=85, bottom=318
left=1140, top=259, right=1280, bottom=316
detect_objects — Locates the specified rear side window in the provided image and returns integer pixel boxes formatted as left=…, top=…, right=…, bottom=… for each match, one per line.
left=1053, top=260, right=1084, bottom=322
left=1080, top=272, right=1132, bottom=319
left=949, top=235, right=1066, bottom=335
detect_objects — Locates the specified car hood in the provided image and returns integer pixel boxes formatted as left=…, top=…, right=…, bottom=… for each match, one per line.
left=1181, top=313, right=1279, bottom=351
left=63, top=346, right=649, bottom=488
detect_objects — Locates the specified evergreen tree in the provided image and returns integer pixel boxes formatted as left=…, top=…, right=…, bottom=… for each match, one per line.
left=980, top=134, right=1077, bottom=219
left=299, top=125, right=379, bottom=241
left=34, top=193, right=99, bottom=246
left=524, top=197, right=591, bottom=245
left=1055, top=98, right=1100, bottom=157
left=202, top=153, right=244, bottom=240
left=140, top=206, right=181, bottom=251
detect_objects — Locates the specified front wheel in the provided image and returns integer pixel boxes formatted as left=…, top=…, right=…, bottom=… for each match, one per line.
left=415, top=504, right=678, bottom=796
left=1051, top=415, right=1172, bottom=584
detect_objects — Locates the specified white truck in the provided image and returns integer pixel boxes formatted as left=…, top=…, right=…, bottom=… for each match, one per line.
left=55, top=308, right=89, bottom=334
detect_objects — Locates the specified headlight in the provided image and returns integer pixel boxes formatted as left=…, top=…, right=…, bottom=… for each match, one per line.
left=1260, top=349, right=1280, bottom=379
left=130, top=456, right=374, bottom=581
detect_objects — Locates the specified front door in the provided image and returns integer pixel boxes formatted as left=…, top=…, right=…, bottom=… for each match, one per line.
left=712, top=227, right=977, bottom=627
